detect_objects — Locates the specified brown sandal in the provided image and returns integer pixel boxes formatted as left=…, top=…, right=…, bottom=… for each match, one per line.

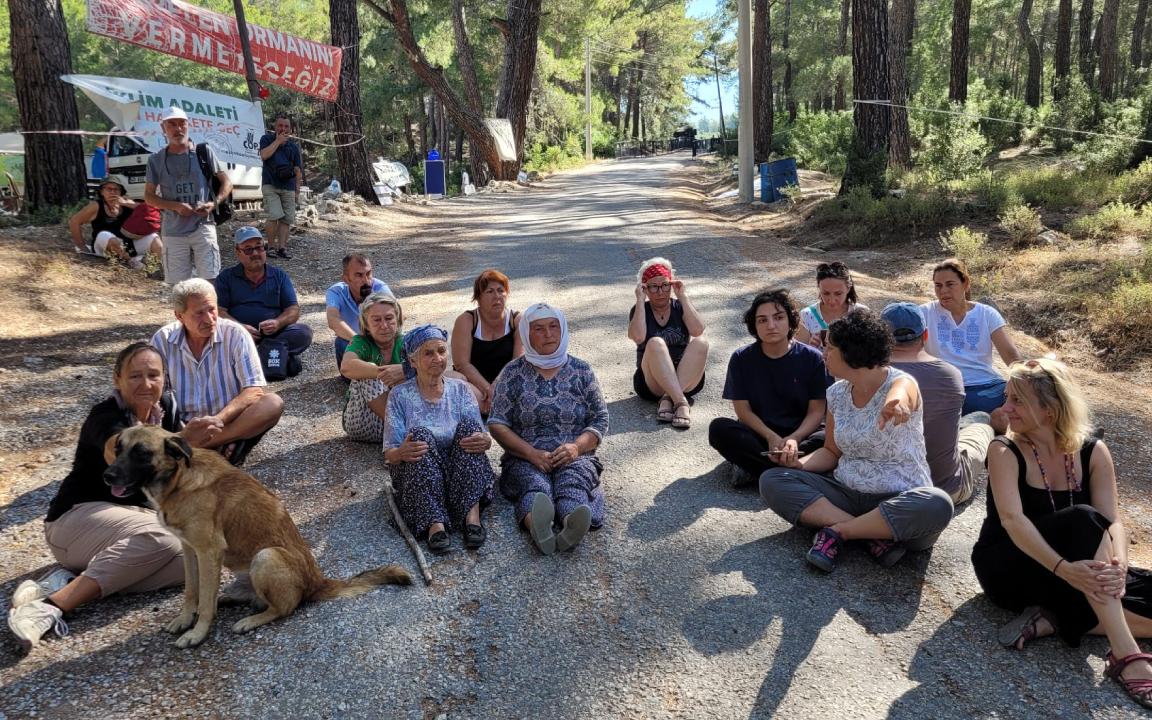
left=1105, top=650, right=1152, bottom=710
left=997, top=605, right=1058, bottom=649
left=671, top=401, right=691, bottom=429
left=656, top=395, right=674, bottom=423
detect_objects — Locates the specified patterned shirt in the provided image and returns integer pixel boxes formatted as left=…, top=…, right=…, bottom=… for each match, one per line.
left=488, top=356, right=609, bottom=451
left=920, top=301, right=1007, bottom=388
left=828, top=367, right=931, bottom=494
left=384, top=377, right=482, bottom=452
left=151, top=318, right=266, bottom=422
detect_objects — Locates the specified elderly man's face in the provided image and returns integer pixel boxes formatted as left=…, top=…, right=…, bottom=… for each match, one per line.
left=344, top=261, right=373, bottom=300
left=236, top=237, right=267, bottom=273
left=163, top=118, right=189, bottom=145
left=274, top=117, right=291, bottom=136
left=176, top=294, right=219, bottom=341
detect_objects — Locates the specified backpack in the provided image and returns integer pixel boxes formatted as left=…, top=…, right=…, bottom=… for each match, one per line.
left=120, top=202, right=161, bottom=239
left=194, top=143, right=234, bottom=225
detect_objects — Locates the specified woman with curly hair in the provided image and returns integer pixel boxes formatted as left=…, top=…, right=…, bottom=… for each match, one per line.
left=760, top=309, right=954, bottom=573
left=627, top=257, right=709, bottom=429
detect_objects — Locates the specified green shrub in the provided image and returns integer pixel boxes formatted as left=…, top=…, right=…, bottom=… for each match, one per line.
left=1111, top=159, right=1152, bottom=206
left=816, top=185, right=956, bottom=244
left=999, top=204, right=1044, bottom=244
left=26, top=199, right=88, bottom=226
left=1042, top=75, right=1096, bottom=151
left=919, top=102, right=992, bottom=181
left=1068, top=202, right=1152, bottom=239
left=956, top=170, right=1023, bottom=214
left=1074, top=99, right=1145, bottom=174
left=941, top=226, right=988, bottom=266
left=969, top=80, right=1033, bottom=149
left=1002, top=167, right=1103, bottom=209
left=775, top=111, right=853, bottom=176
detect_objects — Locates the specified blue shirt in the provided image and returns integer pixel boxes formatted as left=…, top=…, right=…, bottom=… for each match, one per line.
left=722, top=340, right=830, bottom=435
left=91, top=147, right=107, bottom=178
left=325, top=279, right=392, bottom=330
left=215, top=263, right=299, bottom=328
left=258, top=133, right=303, bottom=190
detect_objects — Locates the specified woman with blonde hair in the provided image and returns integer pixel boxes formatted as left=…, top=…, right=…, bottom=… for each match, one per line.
left=340, top=292, right=406, bottom=443
left=627, top=257, right=709, bottom=429
left=972, top=359, right=1152, bottom=710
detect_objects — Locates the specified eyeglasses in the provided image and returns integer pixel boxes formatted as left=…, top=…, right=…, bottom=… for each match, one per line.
left=239, top=246, right=266, bottom=255
left=645, top=283, right=672, bottom=293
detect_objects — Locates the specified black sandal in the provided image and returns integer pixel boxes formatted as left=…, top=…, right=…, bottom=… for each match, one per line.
left=998, top=606, right=1058, bottom=649
left=427, top=530, right=450, bottom=555
left=464, top=524, right=486, bottom=549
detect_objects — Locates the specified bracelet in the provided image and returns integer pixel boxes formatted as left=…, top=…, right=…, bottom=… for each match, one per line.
left=1053, top=558, right=1066, bottom=574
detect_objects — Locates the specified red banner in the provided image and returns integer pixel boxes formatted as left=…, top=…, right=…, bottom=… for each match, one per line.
left=85, top=0, right=343, bottom=102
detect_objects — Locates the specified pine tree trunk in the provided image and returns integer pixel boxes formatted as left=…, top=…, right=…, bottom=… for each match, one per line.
left=1134, top=0, right=1151, bottom=72
left=330, top=0, right=378, bottom=203
left=753, top=0, right=773, bottom=162
left=1054, top=0, right=1073, bottom=99
left=449, top=0, right=490, bottom=185
left=949, top=0, right=972, bottom=102
left=8, top=0, right=86, bottom=211
left=783, top=0, right=796, bottom=122
left=888, top=0, right=913, bottom=170
left=494, top=0, right=544, bottom=177
left=835, top=0, right=850, bottom=110
left=840, top=0, right=890, bottom=195
left=1096, top=0, right=1120, bottom=100
left=1019, top=0, right=1043, bottom=108
left=404, top=109, right=416, bottom=162
left=1078, top=0, right=1096, bottom=85
left=417, top=96, right=428, bottom=159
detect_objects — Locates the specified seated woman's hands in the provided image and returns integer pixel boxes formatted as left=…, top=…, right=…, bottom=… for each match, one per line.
left=1057, top=558, right=1127, bottom=604
left=396, top=433, right=429, bottom=463
left=548, top=442, right=580, bottom=468
left=460, top=432, right=491, bottom=454
left=376, top=364, right=406, bottom=387
left=773, top=438, right=799, bottom=467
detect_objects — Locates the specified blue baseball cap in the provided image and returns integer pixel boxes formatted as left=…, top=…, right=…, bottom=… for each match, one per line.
left=881, top=302, right=926, bottom=342
left=234, top=226, right=264, bottom=245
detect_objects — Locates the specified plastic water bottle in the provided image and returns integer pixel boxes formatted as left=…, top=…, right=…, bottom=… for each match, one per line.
left=327, top=177, right=341, bottom=197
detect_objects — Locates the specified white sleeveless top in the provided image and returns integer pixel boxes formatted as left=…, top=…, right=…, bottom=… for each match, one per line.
left=828, top=367, right=931, bottom=494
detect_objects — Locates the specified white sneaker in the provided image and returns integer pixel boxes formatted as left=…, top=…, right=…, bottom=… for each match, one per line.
left=128, top=257, right=145, bottom=270
left=8, top=600, right=68, bottom=650
left=10, top=568, right=76, bottom=609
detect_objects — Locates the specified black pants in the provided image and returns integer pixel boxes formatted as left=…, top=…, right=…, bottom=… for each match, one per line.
left=972, top=504, right=1152, bottom=646
left=707, top=417, right=825, bottom=485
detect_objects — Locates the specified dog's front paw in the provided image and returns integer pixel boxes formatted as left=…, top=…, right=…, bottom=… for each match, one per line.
left=164, top=611, right=197, bottom=634
left=232, top=616, right=262, bottom=634
left=174, top=627, right=209, bottom=648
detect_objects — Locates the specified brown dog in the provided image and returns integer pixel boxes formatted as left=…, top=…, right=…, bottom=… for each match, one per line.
left=103, top=425, right=412, bottom=648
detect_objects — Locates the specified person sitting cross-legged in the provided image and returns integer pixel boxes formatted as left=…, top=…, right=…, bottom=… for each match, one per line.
left=760, top=308, right=954, bottom=572
left=215, top=226, right=313, bottom=378
left=151, top=278, right=285, bottom=466
left=708, top=288, right=828, bottom=488
left=326, top=252, right=393, bottom=379
left=628, top=257, right=708, bottom=429
left=341, top=292, right=405, bottom=444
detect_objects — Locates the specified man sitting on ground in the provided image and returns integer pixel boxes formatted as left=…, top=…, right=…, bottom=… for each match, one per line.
left=215, top=226, right=312, bottom=378
left=152, top=278, right=285, bottom=466
left=882, top=302, right=998, bottom=505
left=326, top=252, right=392, bottom=377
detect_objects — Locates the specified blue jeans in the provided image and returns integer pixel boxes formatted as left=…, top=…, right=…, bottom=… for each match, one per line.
left=334, top=337, right=350, bottom=382
left=963, top=380, right=1007, bottom=415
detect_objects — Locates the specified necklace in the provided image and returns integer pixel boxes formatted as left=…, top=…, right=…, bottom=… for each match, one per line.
left=1025, top=438, right=1080, bottom=512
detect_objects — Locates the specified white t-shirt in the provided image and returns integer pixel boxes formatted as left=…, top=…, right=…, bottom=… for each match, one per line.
left=799, top=302, right=869, bottom=336
left=920, top=301, right=1006, bottom=387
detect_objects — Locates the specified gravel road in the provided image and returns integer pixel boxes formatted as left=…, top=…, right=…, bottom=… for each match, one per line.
left=1, top=153, right=1145, bottom=719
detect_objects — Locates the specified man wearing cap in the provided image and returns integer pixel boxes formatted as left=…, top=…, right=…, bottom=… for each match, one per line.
left=882, top=302, right=997, bottom=505
left=144, top=106, right=233, bottom=283
left=258, top=115, right=303, bottom=260
left=68, top=178, right=163, bottom=270
left=215, top=226, right=312, bottom=377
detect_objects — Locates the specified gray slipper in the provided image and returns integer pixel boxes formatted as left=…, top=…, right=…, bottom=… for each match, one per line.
left=528, top=493, right=556, bottom=555
left=556, top=504, right=592, bottom=551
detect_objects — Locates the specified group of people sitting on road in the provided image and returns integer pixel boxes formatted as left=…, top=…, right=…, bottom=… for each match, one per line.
left=10, top=249, right=1152, bottom=711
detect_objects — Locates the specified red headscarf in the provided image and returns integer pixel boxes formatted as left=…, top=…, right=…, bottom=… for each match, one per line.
left=642, top=264, right=672, bottom=283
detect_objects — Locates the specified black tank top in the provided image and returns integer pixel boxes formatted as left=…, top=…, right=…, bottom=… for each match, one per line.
left=468, top=309, right=518, bottom=383
left=91, top=200, right=129, bottom=243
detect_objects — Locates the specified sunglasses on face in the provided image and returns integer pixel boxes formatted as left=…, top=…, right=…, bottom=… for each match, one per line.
left=239, top=245, right=266, bottom=255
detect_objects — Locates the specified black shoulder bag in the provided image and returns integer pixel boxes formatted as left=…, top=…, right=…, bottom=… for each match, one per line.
left=194, top=143, right=235, bottom=224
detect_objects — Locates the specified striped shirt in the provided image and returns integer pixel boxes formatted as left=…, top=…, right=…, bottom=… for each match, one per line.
left=151, top=318, right=266, bottom=422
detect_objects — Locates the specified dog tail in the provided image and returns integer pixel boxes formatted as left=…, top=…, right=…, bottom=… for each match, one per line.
left=309, top=564, right=414, bottom=602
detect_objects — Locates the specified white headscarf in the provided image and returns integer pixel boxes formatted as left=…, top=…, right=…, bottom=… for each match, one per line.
left=520, top=302, right=569, bottom=369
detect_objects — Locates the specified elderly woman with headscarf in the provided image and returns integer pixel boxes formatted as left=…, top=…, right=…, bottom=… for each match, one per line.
left=628, top=257, right=708, bottom=429
left=340, top=292, right=406, bottom=443
left=488, top=303, right=610, bottom=555
left=382, top=325, right=496, bottom=554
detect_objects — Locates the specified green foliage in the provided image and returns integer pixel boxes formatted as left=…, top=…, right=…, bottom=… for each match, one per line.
left=1112, top=160, right=1152, bottom=206
left=998, top=204, right=1044, bottom=244
left=26, top=199, right=88, bottom=226
left=775, top=111, right=853, bottom=175
left=815, top=185, right=956, bottom=245
left=941, top=226, right=988, bottom=266
left=1073, top=99, right=1146, bottom=174
left=916, top=99, right=992, bottom=181
left=1068, top=203, right=1152, bottom=240
left=523, top=134, right=587, bottom=173
left=1041, top=75, right=1097, bottom=152
left=968, top=79, right=1033, bottom=150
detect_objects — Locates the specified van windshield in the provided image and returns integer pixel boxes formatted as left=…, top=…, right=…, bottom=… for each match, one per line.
left=109, top=134, right=149, bottom=158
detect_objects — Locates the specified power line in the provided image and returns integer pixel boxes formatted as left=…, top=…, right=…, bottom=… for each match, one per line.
left=589, top=39, right=677, bottom=62
left=589, top=49, right=682, bottom=73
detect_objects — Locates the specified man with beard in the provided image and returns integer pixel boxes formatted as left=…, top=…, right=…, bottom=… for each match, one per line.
left=144, top=106, right=233, bottom=283
left=326, top=253, right=392, bottom=379
left=152, top=278, right=285, bottom=466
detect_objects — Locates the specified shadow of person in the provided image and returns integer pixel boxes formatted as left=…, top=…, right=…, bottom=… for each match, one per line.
left=684, top=532, right=929, bottom=718
left=626, top=464, right=763, bottom=542
left=886, top=596, right=1126, bottom=718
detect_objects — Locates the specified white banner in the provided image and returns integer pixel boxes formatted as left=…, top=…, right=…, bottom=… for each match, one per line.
left=62, top=74, right=265, bottom=167
left=485, top=119, right=518, bottom=162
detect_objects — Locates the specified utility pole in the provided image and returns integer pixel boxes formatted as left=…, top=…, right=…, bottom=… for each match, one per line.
left=585, top=38, right=592, bottom=162
left=737, top=0, right=753, bottom=203
left=233, top=0, right=262, bottom=106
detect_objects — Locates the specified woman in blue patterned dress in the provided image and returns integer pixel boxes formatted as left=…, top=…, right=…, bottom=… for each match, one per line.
left=488, top=303, right=610, bottom=555
left=383, top=326, right=496, bottom=554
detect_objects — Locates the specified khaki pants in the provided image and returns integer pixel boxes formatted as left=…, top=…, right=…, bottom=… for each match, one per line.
left=161, top=224, right=219, bottom=283
left=952, top=423, right=996, bottom=505
left=44, top=502, right=184, bottom=598
left=261, top=184, right=296, bottom=225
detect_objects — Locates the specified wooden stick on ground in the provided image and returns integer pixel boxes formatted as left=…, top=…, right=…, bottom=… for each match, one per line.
left=384, top=479, right=433, bottom=585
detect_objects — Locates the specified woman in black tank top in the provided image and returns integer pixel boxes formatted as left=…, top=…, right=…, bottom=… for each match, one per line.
left=971, top=359, right=1152, bottom=710
left=67, top=179, right=160, bottom=267
left=452, top=270, right=524, bottom=413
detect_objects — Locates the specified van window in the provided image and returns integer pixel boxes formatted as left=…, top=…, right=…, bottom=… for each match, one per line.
left=109, top=135, right=147, bottom=158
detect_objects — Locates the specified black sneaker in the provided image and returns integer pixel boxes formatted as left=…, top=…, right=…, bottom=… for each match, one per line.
left=868, top=538, right=907, bottom=568
left=806, top=527, right=844, bottom=572
left=277, top=248, right=292, bottom=259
